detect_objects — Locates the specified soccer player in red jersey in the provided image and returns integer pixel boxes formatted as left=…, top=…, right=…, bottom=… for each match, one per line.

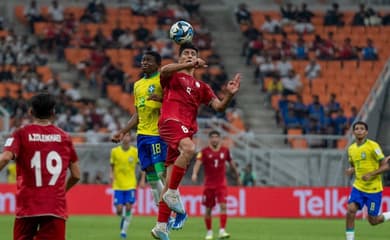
left=151, top=42, right=240, bottom=240
left=192, top=130, right=241, bottom=240
left=0, top=92, right=81, bottom=240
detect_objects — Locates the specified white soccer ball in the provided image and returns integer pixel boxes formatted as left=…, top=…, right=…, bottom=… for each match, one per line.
left=169, top=20, right=194, bottom=45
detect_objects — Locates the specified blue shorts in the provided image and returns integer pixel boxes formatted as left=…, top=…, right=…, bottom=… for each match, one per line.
left=348, top=187, right=382, bottom=216
left=114, top=190, right=136, bottom=206
left=137, top=135, right=167, bottom=170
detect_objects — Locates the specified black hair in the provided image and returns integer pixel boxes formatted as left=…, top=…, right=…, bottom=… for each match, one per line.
left=30, top=92, right=56, bottom=119
left=208, top=130, right=221, bottom=137
left=353, top=121, right=368, bottom=131
left=144, top=51, right=161, bottom=65
left=179, top=42, right=198, bottom=56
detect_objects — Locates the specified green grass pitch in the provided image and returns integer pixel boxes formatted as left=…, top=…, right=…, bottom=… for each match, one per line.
left=0, top=215, right=389, bottom=239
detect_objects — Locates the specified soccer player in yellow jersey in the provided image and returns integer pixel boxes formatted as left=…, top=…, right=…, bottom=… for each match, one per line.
left=345, top=121, right=390, bottom=240
left=112, top=51, right=166, bottom=205
left=110, top=132, right=140, bottom=239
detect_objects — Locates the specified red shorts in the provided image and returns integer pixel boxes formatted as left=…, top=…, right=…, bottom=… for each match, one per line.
left=14, top=216, right=65, bottom=240
left=202, top=186, right=228, bottom=209
left=159, top=120, right=195, bottom=165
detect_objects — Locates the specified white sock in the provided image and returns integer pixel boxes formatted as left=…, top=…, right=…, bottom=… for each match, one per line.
left=346, top=231, right=354, bottom=240
left=157, top=222, right=167, bottom=230
left=121, top=211, right=132, bottom=233
left=167, top=188, right=178, bottom=195
left=219, top=228, right=225, bottom=233
left=206, top=230, right=213, bottom=235
left=383, top=212, right=390, bottom=221
left=149, top=180, right=164, bottom=205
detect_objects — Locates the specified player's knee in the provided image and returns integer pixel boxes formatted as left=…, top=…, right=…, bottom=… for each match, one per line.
left=180, top=141, right=196, bottom=158
left=346, top=204, right=358, bottom=215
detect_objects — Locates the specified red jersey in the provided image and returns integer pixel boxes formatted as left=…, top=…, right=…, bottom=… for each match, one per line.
left=3, top=124, right=78, bottom=219
left=197, top=146, right=232, bottom=188
left=160, top=72, right=216, bottom=132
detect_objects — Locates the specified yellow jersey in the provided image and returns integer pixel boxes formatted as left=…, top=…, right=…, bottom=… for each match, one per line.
left=348, top=139, right=385, bottom=193
left=7, top=162, right=16, bottom=183
left=134, top=72, right=163, bottom=136
left=110, top=145, right=139, bottom=190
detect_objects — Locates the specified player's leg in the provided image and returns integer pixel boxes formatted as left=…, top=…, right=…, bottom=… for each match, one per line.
left=120, top=189, right=136, bottom=238
left=153, top=139, right=168, bottom=182
left=346, top=187, right=363, bottom=240
left=138, top=135, right=165, bottom=206
left=151, top=164, right=173, bottom=240
left=366, top=191, right=390, bottom=225
left=14, top=217, right=38, bottom=240
left=217, top=187, right=230, bottom=239
left=114, top=190, right=126, bottom=234
left=203, top=188, right=216, bottom=240
left=34, top=216, right=66, bottom=240
left=163, top=137, right=195, bottom=214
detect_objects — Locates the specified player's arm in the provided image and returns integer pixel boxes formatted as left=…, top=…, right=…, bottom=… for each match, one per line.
left=138, top=171, right=146, bottom=188
left=210, top=73, right=241, bottom=112
left=0, top=151, right=13, bottom=172
left=345, top=164, right=355, bottom=176
left=160, top=58, right=207, bottom=79
left=229, top=161, right=242, bottom=186
left=111, top=111, right=139, bottom=143
left=362, top=156, right=390, bottom=181
left=66, top=161, right=80, bottom=191
left=191, top=154, right=203, bottom=183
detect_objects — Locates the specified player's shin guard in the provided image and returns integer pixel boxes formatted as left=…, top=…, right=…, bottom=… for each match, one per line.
left=154, top=162, right=166, bottom=182
left=121, top=210, right=132, bottom=234
left=220, top=213, right=227, bottom=229
left=147, top=172, right=164, bottom=205
left=168, top=165, right=186, bottom=190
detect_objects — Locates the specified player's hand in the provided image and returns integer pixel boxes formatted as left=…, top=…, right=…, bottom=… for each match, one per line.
left=191, top=174, right=197, bottom=183
left=362, top=173, right=373, bottom=181
left=147, top=94, right=162, bottom=102
left=345, top=167, right=355, bottom=176
left=194, top=58, right=208, bottom=68
left=226, top=73, right=241, bottom=95
left=111, top=132, right=124, bottom=143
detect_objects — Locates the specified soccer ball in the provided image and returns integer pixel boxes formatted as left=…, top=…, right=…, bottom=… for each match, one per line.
left=169, top=20, right=194, bottom=45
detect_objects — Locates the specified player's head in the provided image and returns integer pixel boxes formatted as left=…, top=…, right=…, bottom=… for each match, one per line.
left=142, top=51, right=161, bottom=75
left=29, top=92, right=56, bottom=120
left=352, top=121, right=368, bottom=140
left=178, top=42, right=198, bottom=64
left=122, top=132, right=132, bottom=146
left=208, top=130, right=221, bottom=149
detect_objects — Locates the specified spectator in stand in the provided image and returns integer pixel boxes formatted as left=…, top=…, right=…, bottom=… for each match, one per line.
left=281, top=70, right=301, bottom=96
left=55, top=26, right=71, bottom=61
left=2, top=45, right=16, bottom=65
left=310, top=34, right=323, bottom=52
left=338, top=37, right=358, bottom=60
left=276, top=56, right=293, bottom=78
left=63, top=12, right=77, bottom=33
left=255, top=53, right=276, bottom=87
left=304, top=58, right=321, bottom=87
left=193, top=31, right=213, bottom=50
left=118, top=28, right=135, bottom=49
left=332, top=108, right=347, bottom=135
left=131, top=0, right=150, bottom=16
left=156, top=4, right=175, bottom=25
left=292, top=94, right=307, bottom=124
left=181, top=0, right=201, bottom=18
left=348, top=106, right=358, bottom=127
left=132, top=48, right=144, bottom=68
left=326, top=93, right=341, bottom=114
left=206, top=50, right=222, bottom=66
left=294, top=18, right=314, bottom=34
left=362, top=38, right=378, bottom=60
left=352, top=4, right=367, bottom=26
left=235, top=3, right=252, bottom=24
left=364, top=7, right=382, bottom=26
left=0, top=64, right=13, bottom=82
left=174, top=5, right=191, bottom=21
left=148, top=0, right=164, bottom=14
left=111, top=20, right=125, bottom=45
left=280, top=2, right=297, bottom=25
left=324, top=3, right=344, bottom=26
left=153, top=24, right=169, bottom=42
left=283, top=108, right=301, bottom=133
left=161, top=42, right=174, bottom=59
left=268, top=38, right=282, bottom=60
left=93, top=27, right=109, bottom=49
left=241, top=23, right=260, bottom=57
left=134, top=23, right=150, bottom=42
left=306, top=117, right=324, bottom=148
left=48, top=0, right=64, bottom=22
left=246, top=34, right=264, bottom=65
left=241, top=163, right=256, bottom=186
left=316, top=31, right=336, bottom=60
left=294, top=37, right=308, bottom=60
left=79, top=29, right=94, bottom=48
left=264, top=76, right=283, bottom=106
left=66, top=82, right=82, bottom=101
left=24, top=0, right=44, bottom=33
left=307, top=95, right=325, bottom=123
left=261, top=15, right=281, bottom=34
left=296, top=3, right=314, bottom=23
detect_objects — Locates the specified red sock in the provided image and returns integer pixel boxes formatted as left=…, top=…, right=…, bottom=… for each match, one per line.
left=220, top=213, right=227, bottom=229
left=168, top=165, right=186, bottom=190
left=157, top=201, right=171, bottom=223
left=205, top=216, right=212, bottom=230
